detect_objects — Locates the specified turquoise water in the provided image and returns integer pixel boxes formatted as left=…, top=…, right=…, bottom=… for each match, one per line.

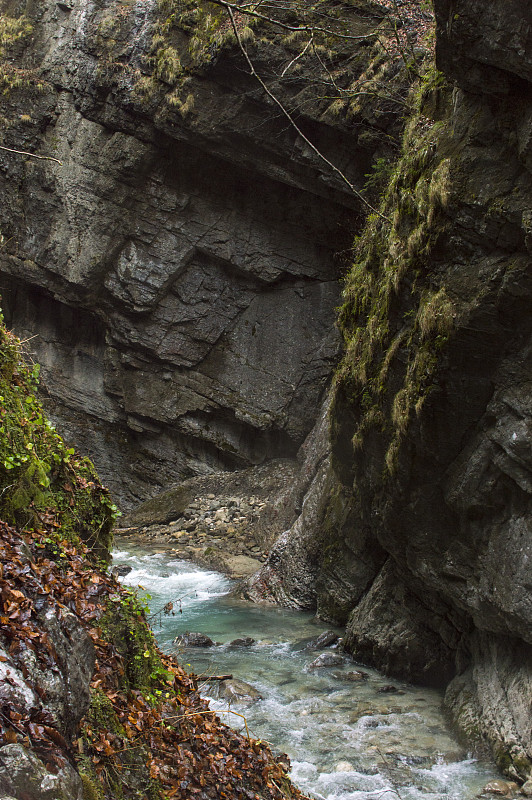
left=114, top=539, right=502, bottom=800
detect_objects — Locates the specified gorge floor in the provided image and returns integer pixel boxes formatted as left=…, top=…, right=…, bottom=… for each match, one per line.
left=112, top=539, right=508, bottom=800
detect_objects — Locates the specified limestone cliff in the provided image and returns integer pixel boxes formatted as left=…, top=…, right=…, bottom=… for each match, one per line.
left=249, top=0, right=532, bottom=782
left=0, top=0, right=407, bottom=507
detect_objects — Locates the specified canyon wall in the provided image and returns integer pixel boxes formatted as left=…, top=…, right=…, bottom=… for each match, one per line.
left=0, top=0, right=401, bottom=507
left=249, top=0, right=532, bottom=781
left=2, top=0, right=532, bottom=783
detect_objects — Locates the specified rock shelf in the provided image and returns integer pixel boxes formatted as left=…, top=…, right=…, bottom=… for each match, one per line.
left=117, top=460, right=299, bottom=579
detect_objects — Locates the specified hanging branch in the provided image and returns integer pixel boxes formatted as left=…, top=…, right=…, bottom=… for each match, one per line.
left=225, top=4, right=391, bottom=222
left=208, top=0, right=381, bottom=41
left=0, top=143, right=62, bottom=165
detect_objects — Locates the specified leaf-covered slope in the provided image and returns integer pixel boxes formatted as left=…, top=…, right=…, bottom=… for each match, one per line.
left=0, top=318, right=307, bottom=800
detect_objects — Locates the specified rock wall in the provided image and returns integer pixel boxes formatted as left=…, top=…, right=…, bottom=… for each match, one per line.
left=0, top=0, right=399, bottom=507
left=5, top=0, right=532, bottom=784
left=248, top=0, right=532, bottom=781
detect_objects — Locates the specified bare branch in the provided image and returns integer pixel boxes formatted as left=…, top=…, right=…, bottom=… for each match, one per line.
left=207, top=0, right=380, bottom=41
left=0, top=143, right=62, bottom=165
left=280, top=32, right=313, bottom=77
left=225, top=4, right=391, bottom=222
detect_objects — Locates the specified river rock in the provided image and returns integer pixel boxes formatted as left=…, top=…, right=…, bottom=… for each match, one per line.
left=229, top=637, right=256, bottom=647
left=344, top=670, right=369, bottom=682
left=521, top=779, right=532, bottom=796
left=335, top=761, right=355, bottom=773
left=307, top=630, right=340, bottom=649
left=112, top=564, right=132, bottom=577
left=218, top=679, right=263, bottom=704
left=308, top=653, right=345, bottom=670
left=173, top=632, right=215, bottom=648
left=121, top=487, right=192, bottom=527
left=481, top=780, right=514, bottom=796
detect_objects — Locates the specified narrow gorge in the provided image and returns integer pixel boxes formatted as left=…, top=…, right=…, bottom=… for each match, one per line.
left=0, top=0, right=531, bottom=797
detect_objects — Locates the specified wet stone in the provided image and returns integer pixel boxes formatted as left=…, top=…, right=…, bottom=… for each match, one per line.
left=481, top=779, right=514, bottom=795
left=308, top=630, right=340, bottom=649
left=112, top=564, right=132, bottom=577
left=335, top=761, right=355, bottom=772
left=308, top=653, right=345, bottom=670
left=173, top=631, right=215, bottom=647
left=343, top=670, right=369, bottom=681
left=217, top=678, right=263, bottom=704
left=229, top=637, right=256, bottom=647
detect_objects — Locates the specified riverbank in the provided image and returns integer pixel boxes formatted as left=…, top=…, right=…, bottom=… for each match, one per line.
left=117, top=460, right=299, bottom=580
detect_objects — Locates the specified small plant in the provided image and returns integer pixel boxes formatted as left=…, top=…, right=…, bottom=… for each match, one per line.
left=0, top=310, right=117, bottom=558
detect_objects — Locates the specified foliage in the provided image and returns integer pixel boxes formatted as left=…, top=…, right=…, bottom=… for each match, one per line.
left=0, top=313, right=117, bottom=560
left=0, top=12, right=34, bottom=96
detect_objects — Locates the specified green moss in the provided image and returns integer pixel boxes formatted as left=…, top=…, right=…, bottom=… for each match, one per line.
left=333, top=59, right=455, bottom=478
left=99, top=591, right=168, bottom=692
left=86, top=690, right=124, bottom=737
left=79, top=765, right=105, bottom=800
left=0, top=313, right=117, bottom=560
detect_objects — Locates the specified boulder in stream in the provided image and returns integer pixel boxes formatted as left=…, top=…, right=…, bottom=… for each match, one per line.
left=229, top=637, right=256, bottom=647
left=173, top=631, right=215, bottom=648
left=307, top=630, right=340, bottom=649
left=112, top=564, right=132, bottom=577
left=308, top=653, right=345, bottom=670
left=335, top=761, right=355, bottom=773
left=481, top=780, right=518, bottom=796
left=334, top=669, right=369, bottom=682
left=217, top=679, right=263, bottom=704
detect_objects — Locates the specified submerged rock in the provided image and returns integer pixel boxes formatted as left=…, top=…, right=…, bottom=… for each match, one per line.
left=217, top=679, right=263, bottom=704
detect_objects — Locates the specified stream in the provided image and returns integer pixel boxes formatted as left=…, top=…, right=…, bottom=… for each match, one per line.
left=114, top=539, right=502, bottom=800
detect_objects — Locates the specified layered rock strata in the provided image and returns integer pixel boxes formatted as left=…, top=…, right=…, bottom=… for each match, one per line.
left=0, top=0, right=402, bottom=507
left=248, top=0, right=532, bottom=780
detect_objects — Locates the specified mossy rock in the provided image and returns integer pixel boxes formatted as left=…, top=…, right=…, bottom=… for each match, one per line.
left=121, top=485, right=192, bottom=527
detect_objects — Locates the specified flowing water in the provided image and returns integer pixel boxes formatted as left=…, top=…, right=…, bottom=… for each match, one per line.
left=114, top=539, right=502, bottom=800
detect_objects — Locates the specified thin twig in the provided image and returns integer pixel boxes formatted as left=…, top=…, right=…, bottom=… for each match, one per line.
left=225, top=5, right=391, bottom=221
left=0, top=144, right=62, bottom=165
left=280, top=33, right=313, bottom=77
left=208, top=0, right=380, bottom=41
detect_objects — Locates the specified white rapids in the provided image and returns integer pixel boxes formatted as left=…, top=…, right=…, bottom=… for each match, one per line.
left=113, top=540, right=503, bottom=800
